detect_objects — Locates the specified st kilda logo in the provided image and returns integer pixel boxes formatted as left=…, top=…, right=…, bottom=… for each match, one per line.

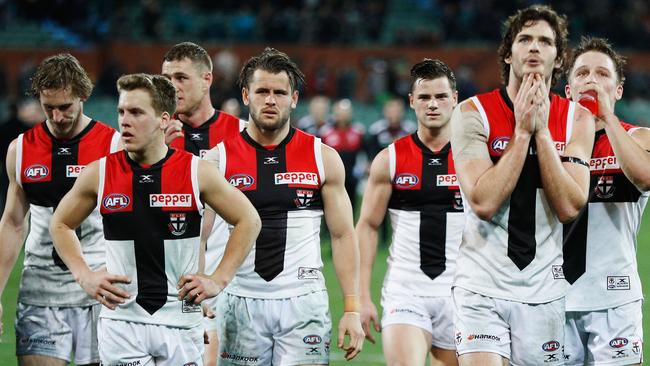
left=168, top=213, right=187, bottom=236
left=294, top=189, right=314, bottom=208
left=595, top=175, right=615, bottom=199
left=24, top=164, right=49, bottom=181
left=394, top=173, right=418, bottom=189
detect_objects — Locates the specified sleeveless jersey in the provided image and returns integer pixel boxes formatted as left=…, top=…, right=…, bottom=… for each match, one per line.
left=16, top=121, right=120, bottom=306
left=384, top=134, right=464, bottom=297
left=169, top=110, right=245, bottom=275
left=563, top=123, right=649, bottom=311
left=98, top=149, right=204, bottom=328
left=218, top=127, right=326, bottom=298
left=454, top=88, right=575, bottom=303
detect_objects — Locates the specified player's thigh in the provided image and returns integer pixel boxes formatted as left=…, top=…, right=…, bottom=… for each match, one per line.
left=457, top=352, right=508, bottom=366
left=67, top=304, right=101, bottom=365
left=273, top=291, right=331, bottom=366
left=18, top=355, right=66, bottom=366
left=430, top=347, right=458, bottom=366
left=15, top=303, right=74, bottom=363
left=382, top=324, right=431, bottom=365
left=203, top=330, right=219, bottom=366
left=509, top=297, right=565, bottom=366
left=584, top=301, right=643, bottom=366
left=452, top=288, right=510, bottom=361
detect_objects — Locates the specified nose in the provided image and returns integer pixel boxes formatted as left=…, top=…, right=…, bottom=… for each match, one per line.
left=265, top=93, right=277, bottom=105
left=428, top=99, right=438, bottom=110
left=52, top=108, right=64, bottom=122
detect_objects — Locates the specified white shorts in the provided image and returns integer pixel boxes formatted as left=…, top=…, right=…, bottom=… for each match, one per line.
left=98, top=318, right=204, bottom=366
left=565, top=300, right=643, bottom=365
left=15, top=302, right=100, bottom=364
left=453, top=287, right=565, bottom=366
left=381, top=289, right=455, bottom=350
left=202, top=294, right=220, bottom=333
left=217, top=290, right=331, bottom=365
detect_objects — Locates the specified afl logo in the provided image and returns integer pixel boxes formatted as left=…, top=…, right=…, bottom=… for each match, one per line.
left=24, top=164, right=49, bottom=180
left=303, top=335, right=322, bottom=345
left=542, top=340, right=560, bottom=352
left=228, top=174, right=254, bottom=189
left=103, top=194, right=130, bottom=211
left=490, top=136, right=510, bottom=155
left=609, top=338, right=628, bottom=348
left=394, top=173, right=419, bottom=188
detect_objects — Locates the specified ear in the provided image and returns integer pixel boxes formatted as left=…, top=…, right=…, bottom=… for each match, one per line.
left=242, top=87, right=250, bottom=106
left=160, top=111, right=171, bottom=130
left=452, top=90, right=459, bottom=107
left=408, top=93, right=414, bottom=109
left=291, top=90, right=299, bottom=109
left=565, top=83, right=572, bottom=99
left=204, top=71, right=213, bottom=90
left=504, top=54, right=512, bottom=65
left=615, top=83, right=623, bottom=101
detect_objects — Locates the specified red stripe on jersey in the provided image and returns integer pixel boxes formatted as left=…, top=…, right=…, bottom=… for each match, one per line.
left=101, top=152, right=134, bottom=214
left=590, top=122, right=637, bottom=174
left=224, top=136, right=258, bottom=191
left=169, top=134, right=186, bottom=151
left=21, top=123, right=53, bottom=183
left=392, top=136, right=422, bottom=190
left=446, top=147, right=458, bottom=190
left=160, top=150, right=198, bottom=212
left=285, top=129, right=320, bottom=188
left=208, top=112, right=241, bottom=148
left=77, top=122, right=117, bottom=165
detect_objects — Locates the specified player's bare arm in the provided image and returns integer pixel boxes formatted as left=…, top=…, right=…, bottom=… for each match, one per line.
left=535, top=81, right=594, bottom=222
left=355, top=148, right=392, bottom=343
left=0, top=140, right=30, bottom=336
left=177, top=159, right=260, bottom=303
left=451, top=76, right=537, bottom=220
left=321, top=143, right=365, bottom=360
left=197, top=147, right=221, bottom=273
left=50, top=161, right=131, bottom=310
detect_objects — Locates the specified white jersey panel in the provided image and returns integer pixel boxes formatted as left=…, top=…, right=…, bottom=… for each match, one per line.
left=454, top=189, right=567, bottom=303
left=566, top=195, right=649, bottom=311
left=384, top=209, right=463, bottom=297
left=225, top=209, right=326, bottom=298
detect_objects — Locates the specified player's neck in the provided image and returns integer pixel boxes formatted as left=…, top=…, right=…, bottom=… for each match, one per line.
left=48, top=114, right=92, bottom=140
left=247, top=120, right=291, bottom=146
left=417, top=125, right=450, bottom=152
left=177, top=99, right=215, bottom=128
left=128, top=140, right=169, bottom=166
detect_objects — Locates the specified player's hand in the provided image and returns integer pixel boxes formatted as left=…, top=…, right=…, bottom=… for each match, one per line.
left=578, top=82, right=614, bottom=121
left=78, top=268, right=131, bottom=310
left=337, top=312, right=365, bottom=361
left=533, top=74, right=551, bottom=133
left=164, top=119, right=183, bottom=145
left=514, top=73, right=540, bottom=137
left=177, top=273, right=223, bottom=304
left=360, top=299, right=381, bottom=344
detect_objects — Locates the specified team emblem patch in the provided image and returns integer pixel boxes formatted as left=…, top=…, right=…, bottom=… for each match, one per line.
left=453, top=191, right=464, bottom=210
left=24, top=164, right=49, bottom=181
left=168, top=213, right=187, bottom=236
left=294, top=189, right=314, bottom=208
left=594, top=175, right=615, bottom=199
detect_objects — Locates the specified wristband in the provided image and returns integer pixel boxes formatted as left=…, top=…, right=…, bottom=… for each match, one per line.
left=560, top=156, right=589, bottom=168
left=344, top=295, right=360, bottom=313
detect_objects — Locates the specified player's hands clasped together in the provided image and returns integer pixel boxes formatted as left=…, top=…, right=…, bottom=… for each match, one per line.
left=78, top=267, right=131, bottom=310
left=338, top=312, right=365, bottom=361
left=177, top=273, right=224, bottom=304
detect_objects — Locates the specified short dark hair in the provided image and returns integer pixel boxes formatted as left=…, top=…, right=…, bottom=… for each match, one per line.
left=163, top=42, right=212, bottom=72
left=566, top=36, right=626, bottom=85
left=498, top=4, right=568, bottom=87
left=410, top=59, right=457, bottom=92
left=116, top=73, right=176, bottom=116
left=238, top=47, right=305, bottom=92
left=30, top=53, right=93, bottom=99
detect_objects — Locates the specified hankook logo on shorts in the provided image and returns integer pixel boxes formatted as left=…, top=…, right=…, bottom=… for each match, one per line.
left=115, top=361, right=141, bottom=366
left=220, top=352, right=259, bottom=363
left=274, top=172, right=319, bottom=185
left=149, top=194, right=192, bottom=207
left=467, top=334, right=500, bottom=342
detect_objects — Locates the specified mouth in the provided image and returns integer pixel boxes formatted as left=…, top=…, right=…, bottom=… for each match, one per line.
left=525, top=58, right=542, bottom=67
left=261, top=109, right=278, bottom=118
left=426, top=112, right=440, bottom=118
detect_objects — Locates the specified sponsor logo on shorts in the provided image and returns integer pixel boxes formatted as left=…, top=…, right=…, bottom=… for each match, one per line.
left=394, top=173, right=419, bottom=189
left=632, top=341, right=641, bottom=354
left=103, top=193, right=130, bottom=211
left=65, top=164, right=85, bottom=177
left=149, top=194, right=192, bottom=207
left=542, top=340, right=560, bottom=352
left=325, top=341, right=330, bottom=353
left=24, top=164, right=49, bottom=181
left=607, top=276, right=630, bottom=290
left=18, top=336, right=56, bottom=347
left=229, top=174, right=255, bottom=189
left=305, top=347, right=321, bottom=356
left=552, top=265, right=565, bottom=279
left=390, top=308, right=424, bottom=318
left=595, top=175, right=615, bottom=199
left=303, top=335, right=322, bottom=345
left=490, top=136, right=510, bottom=155
left=612, top=349, right=627, bottom=359
left=114, top=361, right=142, bottom=366
left=298, top=267, right=320, bottom=280
left=467, top=334, right=500, bottom=342
left=274, top=172, right=319, bottom=186
left=436, top=174, right=458, bottom=187
left=455, top=332, right=462, bottom=345
left=220, top=352, right=259, bottom=363
left=169, top=213, right=187, bottom=236
left=544, top=353, right=560, bottom=363
left=609, top=337, right=629, bottom=348
left=182, top=298, right=201, bottom=313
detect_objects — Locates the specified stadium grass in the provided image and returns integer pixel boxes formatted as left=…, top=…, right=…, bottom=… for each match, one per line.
left=1, top=210, right=649, bottom=365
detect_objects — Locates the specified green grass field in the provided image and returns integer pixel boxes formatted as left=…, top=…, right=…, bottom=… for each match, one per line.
left=1, top=211, right=649, bottom=365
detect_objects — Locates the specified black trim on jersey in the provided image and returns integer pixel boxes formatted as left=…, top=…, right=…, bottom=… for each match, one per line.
left=42, top=120, right=98, bottom=143
left=179, top=110, right=218, bottom=155
left=499, top=88, right=514, bottom=112
left=103, top=150, right=201, bottom=315
left=124, top=147, right=174, bottom=170
left=241, top=126, right=295, bottom=151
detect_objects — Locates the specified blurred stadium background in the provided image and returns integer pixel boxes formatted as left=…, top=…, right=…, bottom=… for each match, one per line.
left=0, top=0, right=649, bottom=364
